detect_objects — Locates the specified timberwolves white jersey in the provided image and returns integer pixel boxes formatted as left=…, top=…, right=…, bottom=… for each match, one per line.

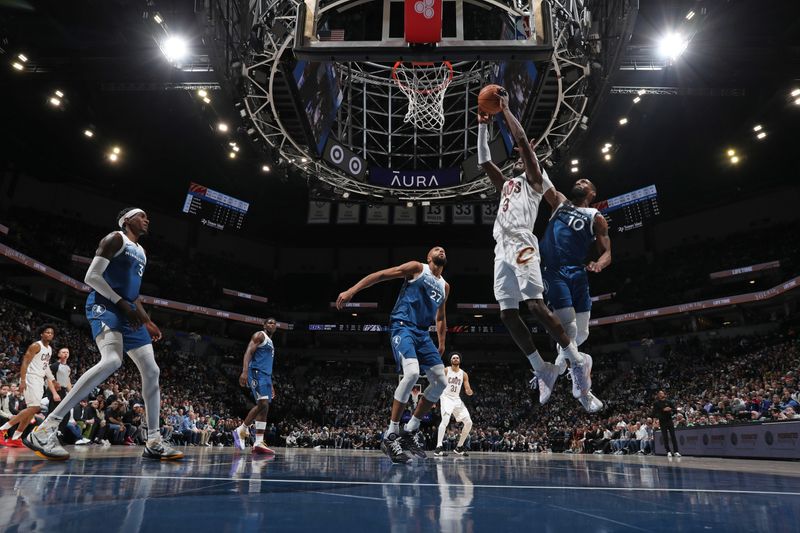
left=443, top=368, right=464, bottom=400
left=493, top=172, right=553, bottom=241
left=27, top=341, right=53, bottom=380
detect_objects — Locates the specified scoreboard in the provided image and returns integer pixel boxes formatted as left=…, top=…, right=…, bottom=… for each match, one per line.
left=181, top=182, right=249, bottom=231
left=592, top=184, right=660, bottom=233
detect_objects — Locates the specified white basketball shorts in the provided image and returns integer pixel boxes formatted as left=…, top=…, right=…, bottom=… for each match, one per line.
left=493, top=232, right=544, bottom=310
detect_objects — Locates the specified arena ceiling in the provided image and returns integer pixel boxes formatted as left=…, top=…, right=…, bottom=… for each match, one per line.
left=0, top=0, right=799, bottom=244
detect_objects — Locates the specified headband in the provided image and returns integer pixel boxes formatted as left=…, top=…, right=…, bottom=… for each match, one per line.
left=118, top=208, right=145, bottom=229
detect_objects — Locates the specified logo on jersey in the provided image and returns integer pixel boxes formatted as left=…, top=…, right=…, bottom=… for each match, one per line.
left=392, top=335, right=402, bottom=347
left=251, top=378, right=259, bottom=389
left=90, top=304, right=107, bottom=318
left=516, top=247, right=537, bottom=265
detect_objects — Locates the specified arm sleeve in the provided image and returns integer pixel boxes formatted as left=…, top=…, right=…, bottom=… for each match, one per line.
left=477, top=123, right=491, bottom=164
left=541, top=169, right=554, bottom=194
left=84, top=256, right=124, bottom=304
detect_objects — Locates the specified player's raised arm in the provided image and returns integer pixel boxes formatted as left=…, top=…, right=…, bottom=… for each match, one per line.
left=541, top=150, right=568, bottom=210
left=587, top=214, right=612, bottom=273
left=477, top=112, right=507, bottom=192
left=239, top=331, right=265, bottom=387
left=463, top=370, right=474, bottom=396
left=497, top=89, right=543, bottom=193
left=336, top=261, right=424, bottom=309
left=436, top=282, right=450, bottom=356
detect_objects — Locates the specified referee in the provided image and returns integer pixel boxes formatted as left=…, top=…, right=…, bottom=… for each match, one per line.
left=653, top=390, right=681, bottom=457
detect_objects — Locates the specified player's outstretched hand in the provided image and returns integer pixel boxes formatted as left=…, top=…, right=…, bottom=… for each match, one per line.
left=586, top=261, right=603, bottom=273
left=336, top=290, right=353, bottom=310
left=145, top=321, right=162, bottom=342
left=477, top=111, right=491, bottom=124
left=238, top=372, right=248, bottom=388
left=497, top=87, right=509, bottom=110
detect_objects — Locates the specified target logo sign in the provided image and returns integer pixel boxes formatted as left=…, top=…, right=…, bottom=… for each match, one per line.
left=349, top=157, right=363, bottom=175
left=414, top=0, right=435, bottom=19
left=324, top=139, right=367, bottom=181
left=330, top=145, right=345, bottom=164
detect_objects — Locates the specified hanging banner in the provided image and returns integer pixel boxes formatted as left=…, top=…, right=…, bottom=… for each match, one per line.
left=393, top=206, right=417, bottom=225
left=307, top=201, right=332, bottom=224
left=481, top=203, right=498, bottom=225
left=423, top=205, right=446, bottom=224
left=337, top=202, right=361, bottom=224
left=452, top=204, right=475, bottom=224
left=366, top=205, right=390, bottom=224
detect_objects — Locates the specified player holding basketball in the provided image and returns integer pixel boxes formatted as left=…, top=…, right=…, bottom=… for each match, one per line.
left=0, top=325, right=60, bottom=446
left=25, top=208, right=183, bottom=460
left=477, top=88, right=597, bottom=410
left=434, top=352, right=473, bottom=457
left=337, top=247, right=450, bottom=464
left=540, top=177, right=611, bottom=412
left=232, top=318, right=279, bottom=455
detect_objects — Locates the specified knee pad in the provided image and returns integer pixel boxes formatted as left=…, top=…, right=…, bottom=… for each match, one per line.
left=575, top=311, right=590, bottom=346
left=423, top=365, right=447, bottom=402
left=554, top=307, right=578, bottom=343
left=394, top=359, right=420, bottom=403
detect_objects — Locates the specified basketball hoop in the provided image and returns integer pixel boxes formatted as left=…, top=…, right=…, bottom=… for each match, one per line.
left=391, top=61, right=453, bottom=131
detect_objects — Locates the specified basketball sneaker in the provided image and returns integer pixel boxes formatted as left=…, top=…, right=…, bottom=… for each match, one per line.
left=252, top=441, right=276, bottom=455
left=399, top=429, right=427, bottom=458
left=381, top=433, right=411, bottom=464
left=569, top=353, right=592, bottom=398
left=143, top=439, right=184, bottom=461
left=577, top=392, right=604, bottom=413
left=434, top=447, right=448, bottom=457
left=531, top=362, right=560, bottom=404
left=454, top=446, right=469, bottom=457
left=24, top=426, right=69, bottom=460
left=232, top=425, right=248, bottom=450
left=554, top=351, right=568, bottom=375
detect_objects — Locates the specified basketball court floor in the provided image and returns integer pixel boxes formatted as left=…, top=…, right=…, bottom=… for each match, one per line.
left=1, top=447, right=798, bottom=531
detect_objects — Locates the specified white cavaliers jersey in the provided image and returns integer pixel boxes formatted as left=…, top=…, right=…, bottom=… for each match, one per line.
left=492, top=172, right=552, bottom=242
left=27, top=341, right=53, bottom=380
left=443, top=368, right=464, bottom=400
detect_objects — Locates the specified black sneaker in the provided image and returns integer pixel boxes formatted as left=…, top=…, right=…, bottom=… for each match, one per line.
left=399, top=429, right=427, bottom=458
left=454, top=446, right=469, bottom=457
left=381, top=433, right=411, bottom=464
left=434, top=446, right=448, bottom=457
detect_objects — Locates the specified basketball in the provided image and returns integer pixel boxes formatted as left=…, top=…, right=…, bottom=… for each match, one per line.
left=478, top=84, right=504, bottom=115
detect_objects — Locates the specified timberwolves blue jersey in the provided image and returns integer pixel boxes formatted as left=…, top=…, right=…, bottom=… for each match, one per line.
left=390, top=264, right=446, bottom=329
left=540, top=203, right=600, bottom=268
left=87, top=232, right=146, bottom=306
left=250, top=332, right=274, bottom=374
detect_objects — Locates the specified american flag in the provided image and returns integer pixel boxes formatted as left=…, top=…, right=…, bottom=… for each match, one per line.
left=318, top=29, right=345, bottom=41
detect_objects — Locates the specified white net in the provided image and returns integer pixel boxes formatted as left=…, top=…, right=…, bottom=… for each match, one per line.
left=392, top=61, right=453, bottom=131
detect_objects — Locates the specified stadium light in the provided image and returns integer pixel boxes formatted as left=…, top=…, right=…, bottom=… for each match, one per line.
left=726, top=149, right=736, bottom=157
left=228, top=151, right=236, bottom=159
left=217, top=122, right=228, bottom=132
left=730, top=155, right=740, bottom=164
left=474, top=314, right=483, bottom=318
left=12, top=62, right=24, bottom=71
left=351, top=313, right=358, bottom=317
left=633, top=96, right=641, bottom=104
left=658, top=32, right=689, bottom=60
left=112, top=146, right=121, bottom=155
left=261, top=164, right=271, bottom=172
left=753, top=125, right=762, bottom=132
left=301, top=157, right=308, bottom=163
left=601, top=146, right=610, bottom=154
left=153, top=13, right=163, bottom=24
left=161, top=36, right=189, bottom=62
left=756, top=132, right=767, bottom=140
left=108, top=153, right=119, bottom=162
left=342, top=192, right=350, bottom=199
left=619, top=117, right=628, bottom=126
left=571, top=159, right=579, bottom=165
left=202, top=96, right=211, bottom=104
left=686, top=10, right=695, bottom=20
left=571, top=167, right=579, bottom=173
left=55, top=90, right=64, bottom=98
left=17, top=54, right=28, bottom=62
left=795, top=97, right=800, bottom=106
left=791, top=88, right=800, bottom=97
left=604, top=153, right=612, bottom=161
left=406, top=201, right=414, bottom=208
left=232, top=145, right=240, bottom=152
left=197, top=89, right=208, bottom=98
left=83, top=129, right=94, bottom=138
left=48, top=97, right=61, bottom=107
left=637, top=89, right=646, bottom=96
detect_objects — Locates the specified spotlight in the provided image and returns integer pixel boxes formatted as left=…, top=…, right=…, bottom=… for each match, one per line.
left=474, top=314, right=483, bottom=318
left=153, top=13, right=163, bottom=24
left=217, top=122, right=229, bottom=132
left=112, top=146, right=121, bottom=154
left=756, top=132, right=766, bottom=140
left=161, top=36, right=189, bottom=62
left=229, top=142, right=237, bottom=147
left=658, top=32, right=689, bottom=60
left=619, top=117, right=628, bottom=126
left=197, top=89, right=208, bottom=98
left=730, top=155, right=740, bottom=164
left=791, top=89, right=800, bottom=97
left=601, top=146, right=610, bottom=154
left=48, top=97, right=61, bottom=107
left=604, top=142, right=612, bottom=148
left=686, top=10, right=695, bottom=20
left=262, top=164, right=271, bottom=172
left=604, top=153, right=612, bottom=161
left=637, top=89, right=646, bottom=96
left=633, top=96, right=641, bottom=104
left=571, top=159, right=579, bottom=165
left=83, top=129, right=94, bottom=138
left=571, top=167, right=579, bottom=173
left=795, top=98, right=800, bottom=106
left=351, top=313, right=358, bottom=317
left=232, top=145, right=240, bottom=152
left=202, top=96, right=211, bottom=104
left=342, top=192, right=350, bottom=199
left=228, top=151, right=236, bottom=159
left=726, top=149, right=736, bottom=157
left=301, top=157, right=308, bottom=163
left=749, top=280, right=755, bottom=284
left=12, top=62, right=24, bottom=71
left=406, top=201, right=414, bottom=208
left=55, top=90, right=64, bottom=98
left=108, top=153, right=119, bottom=162
left=17, top=54, right=28, bottom=62
left=753, top=125, right=762, bottom=132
